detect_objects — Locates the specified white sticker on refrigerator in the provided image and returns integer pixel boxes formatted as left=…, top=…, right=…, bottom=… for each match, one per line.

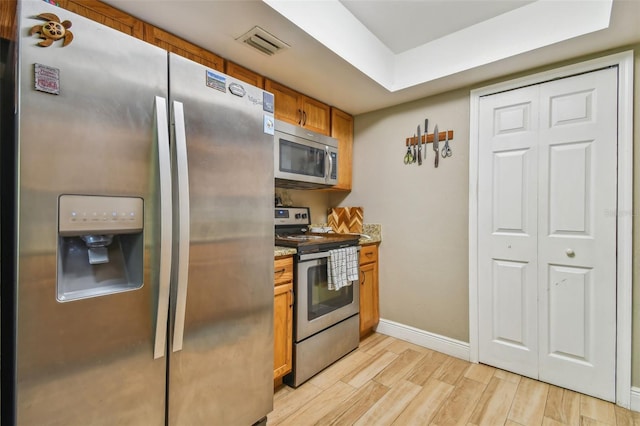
left=264, top=115, right=274, bottom=135
left=205, top=70, right=226, bottom=93
left=34, top=63, right=60, bottom=95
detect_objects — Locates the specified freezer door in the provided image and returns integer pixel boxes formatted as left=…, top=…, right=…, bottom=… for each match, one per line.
left=15, top=2, right=168, bottom=424
left=167, top=53, right=275, bottom=425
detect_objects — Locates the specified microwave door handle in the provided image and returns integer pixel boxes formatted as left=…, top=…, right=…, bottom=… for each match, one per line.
left=171, top=100, right=191, bottom=353
left=325, top=147, right=331, bottom=182
left=153, top=96, right=172, bottom=360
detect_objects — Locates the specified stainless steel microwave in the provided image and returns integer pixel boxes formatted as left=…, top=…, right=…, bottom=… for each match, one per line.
left=274, top=119, right=338, bottom=189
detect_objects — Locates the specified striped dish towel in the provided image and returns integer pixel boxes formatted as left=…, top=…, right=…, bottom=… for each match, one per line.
left=327, top=246, right=359, bottom=290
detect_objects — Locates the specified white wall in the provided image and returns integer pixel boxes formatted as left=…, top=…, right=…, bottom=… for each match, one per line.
left=331, top=88, right=471, bottom=341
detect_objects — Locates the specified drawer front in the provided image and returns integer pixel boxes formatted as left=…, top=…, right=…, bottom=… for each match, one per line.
left=359, top=244, right=378, bottom=265
left=274, top=257, right=293, bottom=286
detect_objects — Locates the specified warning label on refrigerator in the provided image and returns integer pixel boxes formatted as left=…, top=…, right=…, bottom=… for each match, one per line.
left=34, top=63, right=60, bottom=95
left=205, top=70, right=226, bottom=93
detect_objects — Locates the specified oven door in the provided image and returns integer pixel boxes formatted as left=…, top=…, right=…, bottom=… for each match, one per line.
left=295, top=251, right=360, bottom=341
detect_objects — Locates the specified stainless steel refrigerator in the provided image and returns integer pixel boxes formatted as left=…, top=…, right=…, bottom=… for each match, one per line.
left=4, top=1, right=275, bottom=424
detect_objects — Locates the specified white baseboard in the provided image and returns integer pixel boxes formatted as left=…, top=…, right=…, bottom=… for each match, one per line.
left=630, top=387, right=640, bottom=412
left=375, top=318, right=470, bottom=361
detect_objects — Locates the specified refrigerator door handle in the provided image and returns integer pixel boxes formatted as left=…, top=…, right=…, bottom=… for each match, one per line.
left=171, top=100, right=191, bottom=353
left=154, top=96, right=172, bottom=360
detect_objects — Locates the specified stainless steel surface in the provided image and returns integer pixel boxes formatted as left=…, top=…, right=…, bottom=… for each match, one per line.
left=154, top=96, right=172, bottom=360
left=441, top=130, right=452, bottom=158
left=14, top=2, right=274, bottom=424
left=274, top=119, right=339, bottom=189
left=424, top=118, right=429, bottom=159
left=167, top=53, right=274, bottom=425
left=17, top=2, right=168, bottom=423
left=434, top=124, right=439, bottom=168
left=58, top=195, right=144, bottom=235
left=170, top=100, right=190, bottom=353
left=417, top=124, right=422, bottom=165
left=294, top=254, right=359, bottom=341
left=285, top=314, right=360, bottom=387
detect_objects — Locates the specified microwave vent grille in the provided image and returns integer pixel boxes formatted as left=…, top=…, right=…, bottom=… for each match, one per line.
left=236, top=26, right=290, bottom=56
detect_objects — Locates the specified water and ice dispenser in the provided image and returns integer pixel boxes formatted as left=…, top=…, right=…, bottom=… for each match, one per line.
left=57, top=195, right=144, bottom=302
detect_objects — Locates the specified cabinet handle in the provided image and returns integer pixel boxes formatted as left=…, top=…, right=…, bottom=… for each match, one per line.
left=275, top=268, right=286, bottom=274
left=361, top=271, right=366, bottom=285
left=289, top=289, right=293, bottom=308
left=297, top=109, right=303, bottom=125
left=302, top=110, right=307, bottom=126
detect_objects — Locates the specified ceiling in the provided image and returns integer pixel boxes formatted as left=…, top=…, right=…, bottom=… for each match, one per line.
left=102, top=0, right=640, bottom=115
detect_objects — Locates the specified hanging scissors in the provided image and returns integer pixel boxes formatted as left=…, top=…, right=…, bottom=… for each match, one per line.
left=404, top=137, right=414, bottom=164
left=441, top=131, right=452, bottom=158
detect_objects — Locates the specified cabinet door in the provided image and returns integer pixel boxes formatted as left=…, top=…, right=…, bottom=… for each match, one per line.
left=301, top=96, right=331, bottom=136
left=0, top=0, right=16, bottom=40
left=330, top=108, right=353, bottom=191
left=359, top=263, right=379, bottom=337
left=60, top=0, right=144, bottom=38
left=143, top=24, right=224, bottom=71
left=226, top=61, right=264, bottom=88
left=265, top=80, right=302, bottom=126
left=273, top=283, right=293, bottom=379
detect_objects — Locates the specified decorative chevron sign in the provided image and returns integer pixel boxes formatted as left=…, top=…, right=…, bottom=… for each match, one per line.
left=327, top=207, right=363, bottom=234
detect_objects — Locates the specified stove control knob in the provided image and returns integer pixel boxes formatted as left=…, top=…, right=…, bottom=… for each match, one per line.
left=295, top=213, right=301, bottom=219
left=301, top=213, right=307, bottom=219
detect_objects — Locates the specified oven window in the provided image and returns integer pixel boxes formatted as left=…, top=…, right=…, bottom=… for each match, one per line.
left=279, top=138, right=325, bottom=178
left=307, top=261, right=354, bottom=321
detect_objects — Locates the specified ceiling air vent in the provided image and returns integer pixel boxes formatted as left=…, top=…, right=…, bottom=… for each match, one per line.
left=236, top=26, right=290, bottom=56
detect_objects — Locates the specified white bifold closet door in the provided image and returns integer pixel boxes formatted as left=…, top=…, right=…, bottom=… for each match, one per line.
left=477, top=67, right=617, bottom=402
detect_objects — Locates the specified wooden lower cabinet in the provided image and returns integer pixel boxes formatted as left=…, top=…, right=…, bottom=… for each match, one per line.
left=359, top=244, right=379, bottom=338
left=273, top=257, right=293, bottom=381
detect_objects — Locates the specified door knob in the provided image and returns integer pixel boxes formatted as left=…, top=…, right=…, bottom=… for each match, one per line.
left=565, top=248, right=575, bottom=257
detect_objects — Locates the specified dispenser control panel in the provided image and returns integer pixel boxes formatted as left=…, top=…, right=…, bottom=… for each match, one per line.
left=59, top=195, right=143, bottom=236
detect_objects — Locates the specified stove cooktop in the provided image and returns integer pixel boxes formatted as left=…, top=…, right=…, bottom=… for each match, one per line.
left=274, top=232, right=360, bottom=254
left=274, top=206, right=360, bottom=253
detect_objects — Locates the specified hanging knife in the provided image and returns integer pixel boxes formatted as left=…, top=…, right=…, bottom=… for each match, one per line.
left=433, top=124, right=439, bottom=168
left=423, top=119, right=428, bottom=160
left=417, top=124, right=422, bottom=165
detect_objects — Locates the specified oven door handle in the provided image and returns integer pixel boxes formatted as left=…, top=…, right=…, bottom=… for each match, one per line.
left=298, top=246, right=360, bottom=262
left=298, top=251, right=330, bottom=262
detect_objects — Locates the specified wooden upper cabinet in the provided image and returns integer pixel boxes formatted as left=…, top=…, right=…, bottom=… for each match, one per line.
left=225, top=61, right=264, bottom=88
left=59, top=0, right=143, bottom=38
left=264, top=79, right=331, bottom=136
left=264, top=80, right=302, bottom=125
left=301, top=96, right=331, bottom=136
left=330, top=107, right=354, bottom=191
left=0, top=0, right=16, bottom=40
left=143, top=24, right=224, bottom=71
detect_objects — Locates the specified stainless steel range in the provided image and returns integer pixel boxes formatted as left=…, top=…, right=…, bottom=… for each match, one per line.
left=275, top=207, right=360, bottom=387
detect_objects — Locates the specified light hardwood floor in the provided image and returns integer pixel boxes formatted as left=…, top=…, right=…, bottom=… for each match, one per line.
left=268, top=333, right=640, bottom=425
